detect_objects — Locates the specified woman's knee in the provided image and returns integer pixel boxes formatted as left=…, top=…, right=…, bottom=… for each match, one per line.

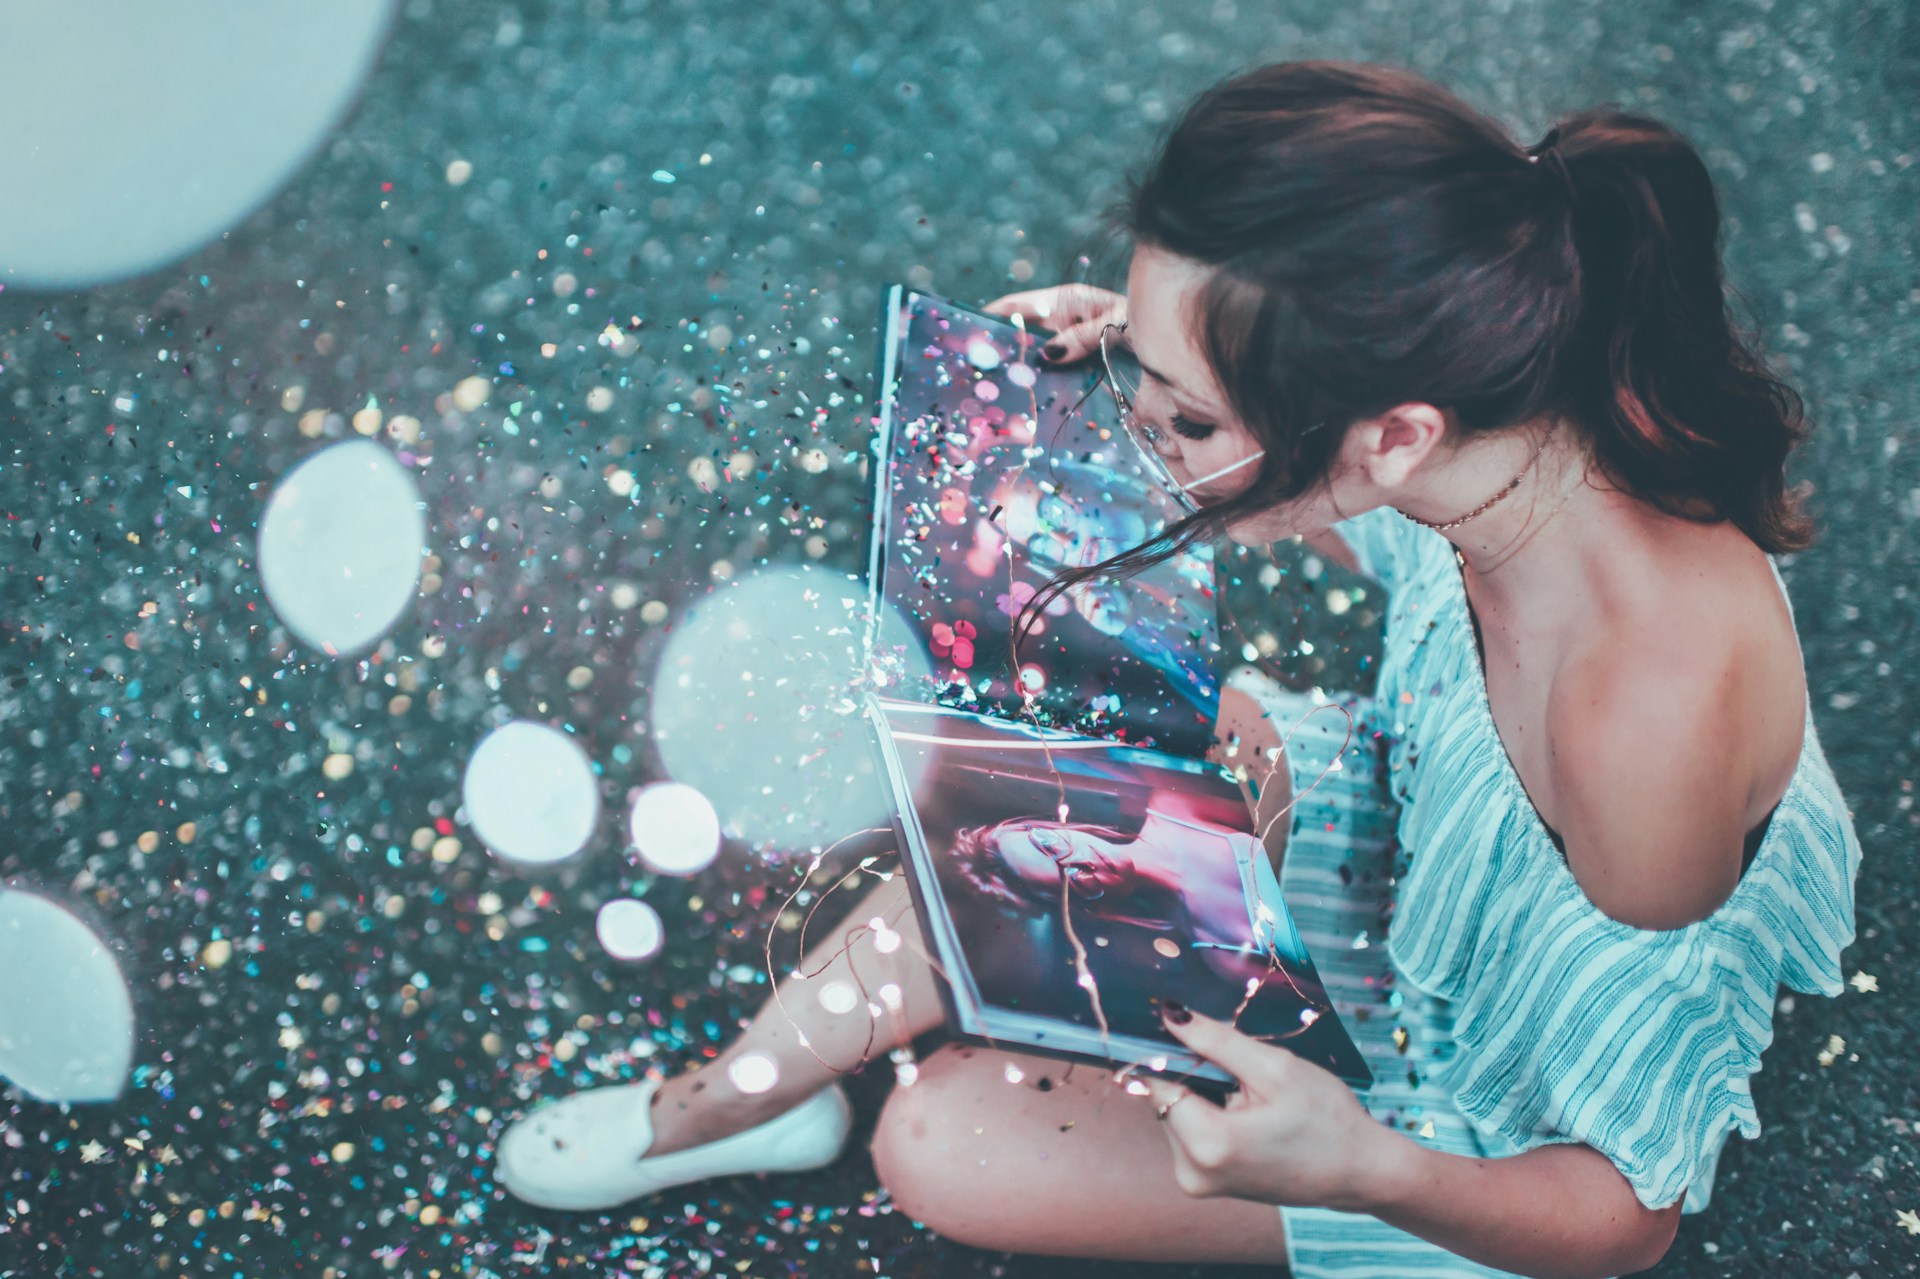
left=867, top=1046, right=994, bottom=1238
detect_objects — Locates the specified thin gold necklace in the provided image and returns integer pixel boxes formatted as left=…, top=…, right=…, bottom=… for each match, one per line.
left=1462, top=461, right=1586, bottom=574
left=1398, top=420, right=1560, bottom=534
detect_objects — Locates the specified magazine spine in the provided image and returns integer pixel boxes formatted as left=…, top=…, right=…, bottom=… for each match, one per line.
left=861, top=284, right=906, bottom=674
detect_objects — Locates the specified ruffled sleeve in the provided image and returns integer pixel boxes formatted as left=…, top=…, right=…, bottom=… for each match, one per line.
left=1326, top=505, right=1432, bottom=595
left=1391, top=723, right=1864, bottom=1215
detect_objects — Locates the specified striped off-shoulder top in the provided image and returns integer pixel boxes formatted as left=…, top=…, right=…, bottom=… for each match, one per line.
left=1326, top=504, right=1863, bottom=1215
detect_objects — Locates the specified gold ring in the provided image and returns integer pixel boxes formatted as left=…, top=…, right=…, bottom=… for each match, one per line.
left=1156, top=1092, right=1191, bottom=1120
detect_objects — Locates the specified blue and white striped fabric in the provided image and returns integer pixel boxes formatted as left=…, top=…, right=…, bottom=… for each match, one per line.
left=1230, top=506, right=1862, bottom=1278
left=1242, top=673, right=1530, bottom=1277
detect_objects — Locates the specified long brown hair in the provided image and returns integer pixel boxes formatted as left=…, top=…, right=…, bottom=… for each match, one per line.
left=1025, top=59, right=1814, bottom=632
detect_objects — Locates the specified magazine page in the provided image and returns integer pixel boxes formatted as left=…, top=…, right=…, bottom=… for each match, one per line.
left=868, top=696, right=1373, bottom=1091
left=866, top=285, right=1224, bottom=760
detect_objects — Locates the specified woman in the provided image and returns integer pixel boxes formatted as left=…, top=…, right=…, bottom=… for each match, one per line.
left=495, top=60, right=1860, bottom=1279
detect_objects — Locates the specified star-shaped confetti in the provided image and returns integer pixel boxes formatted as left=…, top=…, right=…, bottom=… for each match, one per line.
left=1896, top=1208, right=1920, bottom=1236
left=78, top=1140, right=107, bottom=1164
left=1849, top=971, right=1879, bottom=993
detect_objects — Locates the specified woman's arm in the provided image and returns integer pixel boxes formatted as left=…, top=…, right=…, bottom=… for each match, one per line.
left=1353, top=1129, right=1682, bottom=1279
left=1145, top=1006, right=1682, bottom=1279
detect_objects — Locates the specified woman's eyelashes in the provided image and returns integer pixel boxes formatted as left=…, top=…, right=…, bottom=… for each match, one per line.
left=1169, top=413, right=1215, bottom=442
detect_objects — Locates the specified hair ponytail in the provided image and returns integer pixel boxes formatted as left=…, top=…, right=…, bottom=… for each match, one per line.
left=1019, top=62, right=1820, bottom=643
left=1556, top=107, right=1815, bottom=552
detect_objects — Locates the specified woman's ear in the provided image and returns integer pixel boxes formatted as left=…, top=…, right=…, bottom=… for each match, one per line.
left=1353, top=402, right=1450, bottom=488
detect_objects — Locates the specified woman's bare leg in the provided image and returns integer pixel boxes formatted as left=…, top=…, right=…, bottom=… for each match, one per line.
left=870, top=1040, right=1291, bottom=1265
left=644, top=871, right=944, bottom=1156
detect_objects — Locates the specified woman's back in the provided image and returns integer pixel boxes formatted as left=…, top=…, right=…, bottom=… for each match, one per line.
left=1412, top=496, right=1810, bottom=917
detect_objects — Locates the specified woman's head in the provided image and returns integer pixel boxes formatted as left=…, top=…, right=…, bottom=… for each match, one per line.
left=948, top=816, right=1149, bottom=911
left=1032, top=60, right=1812, bottom=614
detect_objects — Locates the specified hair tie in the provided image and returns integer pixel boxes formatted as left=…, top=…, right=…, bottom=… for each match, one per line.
left=1527, top=126, right=1578, bottom=209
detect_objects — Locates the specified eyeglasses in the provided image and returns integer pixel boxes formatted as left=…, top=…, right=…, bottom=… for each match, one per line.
left=1026, top=826, right=1107, bottom=900
left=1062, top=321, right=1328, bottom=515
left=1058, top=322, right=1200, bottom=514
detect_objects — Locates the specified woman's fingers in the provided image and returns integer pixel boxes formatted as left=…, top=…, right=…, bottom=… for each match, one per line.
left=980, top=288, right=1056, bottom=320
left=1137, top=1075, right=1229, bottom=1198
left=979, top=286, right=1083, bottom=318
left=1040, top=313, right=1121, bottom=365
left=982, top=283, right=1127, bottom=348
left=1157, top=1005, right=1285, bottom=1091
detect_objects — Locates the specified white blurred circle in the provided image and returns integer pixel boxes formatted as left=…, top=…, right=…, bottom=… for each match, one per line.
left=0, top=0, right=397, bottom=289
left=628, top=782, right=722, bottom=876
left=594, top=899, right=664, bottom=962
left=0, top=890, right=133, bottom=1103
left=647, top=565, right=932, bottom=847
left=817, top=980, right=859, bottom=1016
left=258, top=441, right=425, bottom=657
left=726, top=1053, right=780, bottom=1095
left=965, top=338, right=1002, bottom=371
left=462, top=722, right=600, bottom=864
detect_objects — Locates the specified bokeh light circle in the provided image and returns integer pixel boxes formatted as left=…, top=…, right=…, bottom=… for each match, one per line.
left=965, top=338, right=1002, bottom=371
left=628, top=782, right=723, bottom=877
left=0, top=0, right=397, bottom=289
left=462, top=721, right=600, bottom=865
left=647, top=565, right=933, bottom=847
left=257, top=441, right=426, bottom=657
left=594, top=899, right=664, bottom=962
left=817, top=980, right=860, bottom=1016
left=0, top=889, right=134, bottom=1103
left=727, top=1053, right=780, bottom=1095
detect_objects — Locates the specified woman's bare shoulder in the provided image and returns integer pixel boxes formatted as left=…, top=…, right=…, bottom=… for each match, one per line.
left=1543, top=532, right=1805, bottom=928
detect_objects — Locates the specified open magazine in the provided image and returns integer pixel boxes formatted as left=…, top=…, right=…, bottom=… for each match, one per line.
left=861, top=286, right=1371, bottom=1092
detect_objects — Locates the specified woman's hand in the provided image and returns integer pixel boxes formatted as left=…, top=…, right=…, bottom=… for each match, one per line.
left=1138, top=1003, right=1401, bottom=1214
left=982, top=284, right=1127, bottom=364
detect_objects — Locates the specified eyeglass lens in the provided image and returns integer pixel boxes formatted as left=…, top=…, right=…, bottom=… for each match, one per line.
left=1099, top=324, right=1197, bottom=513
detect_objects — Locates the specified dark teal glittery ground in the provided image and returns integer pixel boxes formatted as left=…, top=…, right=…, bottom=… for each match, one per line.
left=1, top=2, right=1914, bottom=1276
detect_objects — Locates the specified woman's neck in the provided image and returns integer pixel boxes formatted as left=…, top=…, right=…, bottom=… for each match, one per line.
left=1422, top=425, right=1640, bottom=611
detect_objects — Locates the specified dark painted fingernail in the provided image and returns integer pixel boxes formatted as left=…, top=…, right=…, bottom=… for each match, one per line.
left=1161, top=1001, right=1192, bottom=1025
left=1041, top=341, right=1066, bottom=362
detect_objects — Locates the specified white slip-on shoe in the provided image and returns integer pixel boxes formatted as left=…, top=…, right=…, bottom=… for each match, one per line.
left=495, top=1077, right=854, bottom=1211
